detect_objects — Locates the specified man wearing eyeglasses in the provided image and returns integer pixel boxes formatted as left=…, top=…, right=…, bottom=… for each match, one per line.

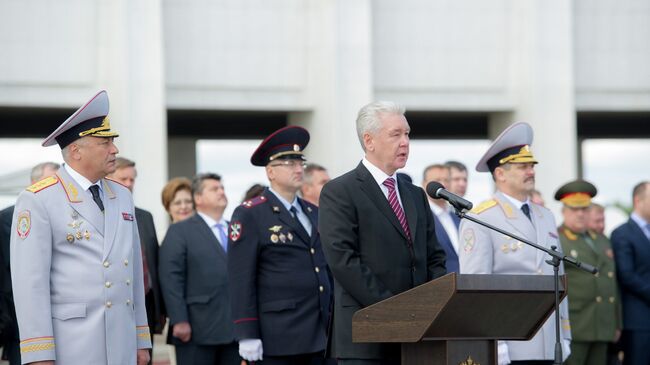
left=227, top=126, right=332, bottom=365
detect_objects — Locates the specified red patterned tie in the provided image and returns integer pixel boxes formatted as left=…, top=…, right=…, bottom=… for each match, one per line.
left=383, top=177, right=411, bottom=241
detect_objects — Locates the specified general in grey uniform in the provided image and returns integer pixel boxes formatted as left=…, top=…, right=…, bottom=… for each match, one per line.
left=10, top=90, right=151, bottom=365
left=458, top=122, right=571, bottom=365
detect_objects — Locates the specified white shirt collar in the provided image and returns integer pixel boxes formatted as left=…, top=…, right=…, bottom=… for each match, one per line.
left=631, top=212, right=649, bottom=231
left=430, top=201, right=450, bottom=216
left=268, top=187, right=300, bottom=213
left=500, top=191, right=531, bottom=210
left=197, top=211, right=226, bottom=228
left=64, top=163, right=100, bottom=192
left=362, top=157, right=398, bottom=188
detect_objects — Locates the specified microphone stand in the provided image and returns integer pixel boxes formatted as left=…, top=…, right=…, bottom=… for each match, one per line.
left=454, top=206, right=597, bottom=365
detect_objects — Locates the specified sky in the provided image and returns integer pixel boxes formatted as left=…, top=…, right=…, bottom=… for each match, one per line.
left=1, top=137, right=647, bottom=235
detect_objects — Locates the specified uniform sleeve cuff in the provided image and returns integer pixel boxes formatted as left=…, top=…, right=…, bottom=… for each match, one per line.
left=137, top=325, right=152, bottom=349
left=20, top=336, right=56, bottom=363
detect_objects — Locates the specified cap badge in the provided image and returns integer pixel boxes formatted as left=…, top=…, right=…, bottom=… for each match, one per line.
left=293, top=144, right=300, bottom=152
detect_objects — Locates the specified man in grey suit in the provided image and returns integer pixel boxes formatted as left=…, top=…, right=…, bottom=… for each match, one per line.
left=458, top=122, right=571, bottom=365
left=159, top=173, right=240, bottom=364
left=9, top=90, right=151, bottom=364
left=319, top=101, right=447, bottom=364
left=0, top=162, right=59, bottom=365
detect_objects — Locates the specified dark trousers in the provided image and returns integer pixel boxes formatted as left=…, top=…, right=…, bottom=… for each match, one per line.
left=510, top=361, right=553, bottom=365
left=1, top=339, right=20, bottom=365
left=260, top=352, right=327, bottom=365
left=622, top=330, right=650, bottom=365
left=175, top=342, right=241, bottom=365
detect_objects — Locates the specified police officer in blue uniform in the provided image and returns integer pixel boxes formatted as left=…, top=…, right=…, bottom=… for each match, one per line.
left=227, top=126, right=332, bottom=365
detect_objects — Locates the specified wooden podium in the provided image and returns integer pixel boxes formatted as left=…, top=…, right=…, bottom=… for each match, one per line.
left=352, top=273, right=566, bottom=365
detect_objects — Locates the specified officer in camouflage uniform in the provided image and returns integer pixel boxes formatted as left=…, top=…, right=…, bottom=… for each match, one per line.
left=555, top=180, right=621, bottom=365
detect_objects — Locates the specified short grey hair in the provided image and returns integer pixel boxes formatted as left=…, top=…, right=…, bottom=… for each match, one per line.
left=355, top=101, right=406, bottom=150
left=31, top=162, right=60, bottom=182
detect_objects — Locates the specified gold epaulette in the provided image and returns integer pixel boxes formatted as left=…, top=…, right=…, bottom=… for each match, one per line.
left=26, top=176, right=58, bottom=193
left=470, top=199, right=497, bottom=214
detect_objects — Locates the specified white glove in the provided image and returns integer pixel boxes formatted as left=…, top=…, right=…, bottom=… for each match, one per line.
left=497, top=341, right=511, bottom=365
left=562, top=338, right=571, bottom=362
left=239, top=338, right=263, bottom=361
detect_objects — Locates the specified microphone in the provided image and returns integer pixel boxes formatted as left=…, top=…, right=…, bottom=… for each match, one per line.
left=426, top=181, right=473, bottom=212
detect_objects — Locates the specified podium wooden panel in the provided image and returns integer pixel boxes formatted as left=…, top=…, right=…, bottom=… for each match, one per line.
left=352, top=273, right=566, bottom=365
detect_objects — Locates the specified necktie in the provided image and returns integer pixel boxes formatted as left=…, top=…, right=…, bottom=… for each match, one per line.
left=521, top=203, right=531, bottom=222
left=142, top=248, right=152, bottom=294
left=290, top=206, right=309, bottom=236
left=215, top=223, right=228, bottom=252
left=89, top=185, right=104, bottom=212
left=383, top=177, right=411, bottom=241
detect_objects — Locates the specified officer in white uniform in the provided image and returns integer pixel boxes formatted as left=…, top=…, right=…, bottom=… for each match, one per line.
left=458, top=122, right=571, bottom=365
left=10, top=90, right=151, bottom=365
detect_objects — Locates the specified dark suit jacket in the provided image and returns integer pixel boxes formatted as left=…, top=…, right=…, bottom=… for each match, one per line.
left=0, top=205, right=18, bottom=345
left=433, top=213, right=459, bottom=274
left=228, top=189, right=331, bottom=357
left=319, top=162, right=447, bottom=360
left=135, top=207, right=165, bottom=333
left=159, top=214, right=234, bottom=346
left=611, top=218, right=650, bottom=330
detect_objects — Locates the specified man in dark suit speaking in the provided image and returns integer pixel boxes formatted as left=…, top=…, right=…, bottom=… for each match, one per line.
left=319, top=101, right=447, bottom=364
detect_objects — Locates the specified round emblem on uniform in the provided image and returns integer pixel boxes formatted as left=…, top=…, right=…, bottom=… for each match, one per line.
left=230, top=222, right=242, bottom=242
left=16, top=210, right=31, bottom=239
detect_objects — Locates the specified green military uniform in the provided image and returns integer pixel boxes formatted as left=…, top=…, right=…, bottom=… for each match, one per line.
left=555, top=180, right=621, bottom=365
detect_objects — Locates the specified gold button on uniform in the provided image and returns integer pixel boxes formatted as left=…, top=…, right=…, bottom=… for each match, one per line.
left=608, top=271, right=614, bottom=278
left=105, top=281, right=112, bottom=288
left=315, top=267, right=320, bottom=273
left=106, top=301, right=112, bottom=308
left=124, top=259, right=129, bottom=266
left=319, top=286, right=324, bottom=292
left=126, top=279, right=131, bottom=285
left=609, top=297, right=615, bottom=303
left=126, top=299, right=132, bottom=305
left=596, top=296, right=602, bottom=303
left=310, top=248, right=315, bottom=255
left=595, top=272, right=600, bottom=278
left=103, top=261, right=110, bottom=268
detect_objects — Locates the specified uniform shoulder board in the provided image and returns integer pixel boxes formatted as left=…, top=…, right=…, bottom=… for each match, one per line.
left=241, top=195, right=267, bottom=208
left=470, top=199, right=497, bottom=214
left=26, top=176, right=58, bottom=193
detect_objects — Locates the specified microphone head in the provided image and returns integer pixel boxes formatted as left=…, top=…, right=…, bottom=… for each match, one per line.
left=426, top=181, right=445, bottom=199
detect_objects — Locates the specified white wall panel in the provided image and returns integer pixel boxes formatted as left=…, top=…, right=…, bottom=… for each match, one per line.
left=574, top=0, right=650, bottom=110
left=163, top=0, right=308, bottom=109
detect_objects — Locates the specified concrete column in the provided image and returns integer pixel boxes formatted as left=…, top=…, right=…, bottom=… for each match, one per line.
left=167, top=137, right=197, bottom=180
left=490, top=0, right=577, bottom=215
left=290, top=0, right=374, bottom=178
left=96, top=0, right=168, bottom=233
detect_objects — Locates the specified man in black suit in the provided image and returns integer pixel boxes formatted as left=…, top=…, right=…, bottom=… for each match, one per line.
left=107, top=157, right=166, bottom=343
left=228, top=126, right=332, bottom=365
left=319, top=101, right=447, bottom=364
left=159, top=173, right=240, bottom=364
left=0, top=161, right=59, bottom=365
left=611, top=181, right=650, bottom=365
